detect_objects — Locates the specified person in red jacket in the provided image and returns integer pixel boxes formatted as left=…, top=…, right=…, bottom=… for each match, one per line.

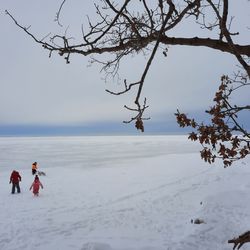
left=30, top=175, right=43, bottom=196
left=9, top=170, right=22, bottom=194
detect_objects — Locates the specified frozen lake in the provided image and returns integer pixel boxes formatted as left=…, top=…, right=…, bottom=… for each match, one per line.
left=0, top=135, right=249, bottom=250
left=0, top=135, right=201, bottom=171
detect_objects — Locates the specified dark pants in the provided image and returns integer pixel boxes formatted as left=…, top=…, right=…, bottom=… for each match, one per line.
left=12, top=182, right=21, bottom=194
left=32, top=169, right=36, bottom=175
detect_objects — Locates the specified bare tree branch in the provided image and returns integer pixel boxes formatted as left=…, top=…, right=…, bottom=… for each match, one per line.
left=55, top=0, right=66, bottom=27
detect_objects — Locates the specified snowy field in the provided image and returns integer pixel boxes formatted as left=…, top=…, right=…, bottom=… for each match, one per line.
left=0, top=135, right=250, bottom=250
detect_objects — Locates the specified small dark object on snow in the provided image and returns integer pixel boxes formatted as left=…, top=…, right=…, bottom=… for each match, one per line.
left=191, top=218, right=205, bottom=224
left=228, top=231, right=250, bottom=250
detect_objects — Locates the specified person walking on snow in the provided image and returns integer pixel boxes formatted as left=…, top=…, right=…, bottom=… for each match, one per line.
left=9, top=170, right=22, bottom=194
left=32, top=162, right=38, bottom=175
left=30, top=175, right=43, bottom=196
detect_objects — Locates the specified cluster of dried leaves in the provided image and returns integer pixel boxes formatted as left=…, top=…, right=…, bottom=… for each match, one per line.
left=175, top=74, right=250, bottom=167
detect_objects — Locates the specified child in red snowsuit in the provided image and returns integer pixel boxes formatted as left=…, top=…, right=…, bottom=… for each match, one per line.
left=30, top=175, right=43, bottom=196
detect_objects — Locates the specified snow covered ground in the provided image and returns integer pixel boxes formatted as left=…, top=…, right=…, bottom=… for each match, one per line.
left=0, top=135, right=249, bottom=250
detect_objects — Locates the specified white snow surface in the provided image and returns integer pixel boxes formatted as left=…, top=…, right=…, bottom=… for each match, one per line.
left=0, top=135, right=249, bottom=250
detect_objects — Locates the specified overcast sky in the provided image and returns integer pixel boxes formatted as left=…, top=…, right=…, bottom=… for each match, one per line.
left=0, top=0, right=249, bottom=135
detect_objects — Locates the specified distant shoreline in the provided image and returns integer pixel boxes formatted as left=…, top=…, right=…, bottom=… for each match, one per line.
left=0, top=133, right=189, bottom=138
